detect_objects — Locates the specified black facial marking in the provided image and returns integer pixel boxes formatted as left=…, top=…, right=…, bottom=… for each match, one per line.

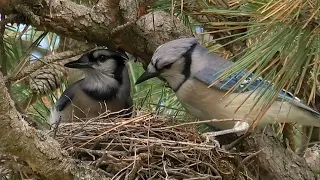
left=81, top=85, right=119, bottom=101
left=163, top=63, right=173, bottom=69
left=112, top=57, right=125, bottom=84
left=57, top=49, right=129, bottom=111
left=98, top=54, right=107, bottom=62
left=88, top=51, right=96, bottom=62
left=88, top=49, right=121, bottom=63
left=89, top=49, right=127, bottom=84
left=154, top=59, right=159, bottom=71
left=173, top=43, right=197, bottom=92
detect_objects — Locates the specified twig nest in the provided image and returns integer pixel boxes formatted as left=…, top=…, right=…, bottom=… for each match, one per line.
left=50, top=113, right=250, bottom=179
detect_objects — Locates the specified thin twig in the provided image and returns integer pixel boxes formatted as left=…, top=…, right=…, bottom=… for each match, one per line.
left=223, top=133, right=251, bottom=151
left=125, top=146, right=142, bottom=180
left=49, top=113, right=250, bottom=179
left=111, top=162, right=134, bottom=180
left=155, top=119, right=243, bottom=130
left=79, top=113, right=152, bottom=148
left=126, top=137, right=218, bottom=149
left=73, top=148, right=127, bottom=157
left=95, top=150, right=107, bottom=169
left=236, top=149, right=262, bottom=174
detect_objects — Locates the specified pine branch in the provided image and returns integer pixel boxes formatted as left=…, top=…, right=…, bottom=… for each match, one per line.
left=6, top=45, right=95, bottom=82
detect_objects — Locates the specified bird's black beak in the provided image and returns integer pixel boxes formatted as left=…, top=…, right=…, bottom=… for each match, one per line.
left=135, top=71, right=160, bottom=85
left=64, top=57, right=93, bottom=69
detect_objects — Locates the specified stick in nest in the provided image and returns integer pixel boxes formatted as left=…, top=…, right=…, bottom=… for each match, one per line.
left=79, top=113, right=152, bottom=148
left=50, top=113, right=254, bottom=179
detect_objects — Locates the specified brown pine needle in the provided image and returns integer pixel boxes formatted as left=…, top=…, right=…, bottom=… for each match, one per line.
left=79, top=113, right=152, bottom=148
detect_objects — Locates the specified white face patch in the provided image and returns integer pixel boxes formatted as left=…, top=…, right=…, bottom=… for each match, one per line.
left=84, top=74, right=119, bottom=93
left=92, top=49, right=112, bottom=59
left=147, top=64, right=157, bottom=73
left=160, top=59, right=186, bottom=90
left=82, top=58, right=120, bottom=93
left=92, top=59, right=117, bottom=76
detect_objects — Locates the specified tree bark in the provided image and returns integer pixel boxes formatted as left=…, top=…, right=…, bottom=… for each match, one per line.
left=0, top=0, right=319, bottom=179
left=241, top=128, right=319, bottom=180
left=1, top=0, right=192, bottom=66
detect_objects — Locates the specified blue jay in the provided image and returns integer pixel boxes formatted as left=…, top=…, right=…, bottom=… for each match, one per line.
left=136, top=38, right=320, bottom=136
left=49, top=49, right=133, bottom=127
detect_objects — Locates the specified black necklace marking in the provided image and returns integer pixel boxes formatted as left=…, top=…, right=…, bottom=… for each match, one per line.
left=81, top=84, right=119, bottom=101
left=111, top=56, right=126, bottom=84
left=173, top=43, right=197, bottom=92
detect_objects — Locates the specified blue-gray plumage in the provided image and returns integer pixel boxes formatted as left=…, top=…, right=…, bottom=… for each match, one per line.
left=49, top=49, right=133, bottom=127
left=136, top=38, right=320, bottom=135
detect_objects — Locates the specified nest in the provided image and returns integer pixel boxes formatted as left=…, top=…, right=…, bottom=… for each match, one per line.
left=51, top=113, right=250, bottom=180
left=0, top=113, right=254, bottom=179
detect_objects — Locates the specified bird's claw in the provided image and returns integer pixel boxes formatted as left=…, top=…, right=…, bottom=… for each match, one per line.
left=201, top=132, right=221, bottom=148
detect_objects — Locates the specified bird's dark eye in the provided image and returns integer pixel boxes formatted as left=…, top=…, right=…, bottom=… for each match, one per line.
left=98, top=55, right=108, bottom=62
left=163, top=63, right=173, bottom=69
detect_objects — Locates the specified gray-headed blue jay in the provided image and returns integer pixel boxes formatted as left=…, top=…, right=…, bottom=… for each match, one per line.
left=49, top=49, right=133, bottom=127
left=136, top=38, right=320, bottom=136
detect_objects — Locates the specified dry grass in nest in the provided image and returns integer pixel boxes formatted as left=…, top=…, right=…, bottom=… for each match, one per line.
left=0, top=111, right=254, bottom=179
left=50, top=112, right=251, bottom=180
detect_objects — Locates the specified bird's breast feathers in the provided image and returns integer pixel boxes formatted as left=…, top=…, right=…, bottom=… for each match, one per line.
left=176, top=78, right=320, bottom=127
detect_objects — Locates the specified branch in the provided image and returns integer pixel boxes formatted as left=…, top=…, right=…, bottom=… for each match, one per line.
left=0, top=0, right=192, bottom=66
left=241, top=127, right=319, bottom=180
left=0, top=72, right=106, bottom=180
left=6, top=45, right=94, bottom=82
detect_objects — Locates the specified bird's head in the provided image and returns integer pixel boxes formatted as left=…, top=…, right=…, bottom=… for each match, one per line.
left=136, top=38, right=201, bottom=91
left=64, top=49, right=129, bottom=82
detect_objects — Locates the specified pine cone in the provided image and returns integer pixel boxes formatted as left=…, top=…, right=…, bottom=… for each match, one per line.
left=30, top=60, right=70, bottom=95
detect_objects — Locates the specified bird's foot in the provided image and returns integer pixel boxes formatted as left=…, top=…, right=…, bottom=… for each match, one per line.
left=201, top=132, right=221, bottom=148
left=222, top=133, right=251, bottom=151
left=202, top=121, right=250, bottom=150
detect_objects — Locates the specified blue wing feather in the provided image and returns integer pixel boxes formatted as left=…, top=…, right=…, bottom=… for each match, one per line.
left=194, top=67, right=268, bottom=93
left=194, top=65, right=320, bottom=117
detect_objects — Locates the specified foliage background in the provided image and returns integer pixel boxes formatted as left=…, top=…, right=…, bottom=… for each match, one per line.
left=1, top=0, right=319, bottom=175
left=0, top=0, right=319, bottom=179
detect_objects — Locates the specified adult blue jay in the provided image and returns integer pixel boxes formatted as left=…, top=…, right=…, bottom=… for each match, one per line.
left=136, top=38, right=320, bottom=136
left=49, top=49, right=133, bottom=127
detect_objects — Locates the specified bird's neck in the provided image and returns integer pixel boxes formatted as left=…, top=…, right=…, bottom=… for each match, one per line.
left=80, top=71, right=120, bottom=101
left=165, top=73, right=187, bottom=92
left=168, top=45, right=199, bottom=92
